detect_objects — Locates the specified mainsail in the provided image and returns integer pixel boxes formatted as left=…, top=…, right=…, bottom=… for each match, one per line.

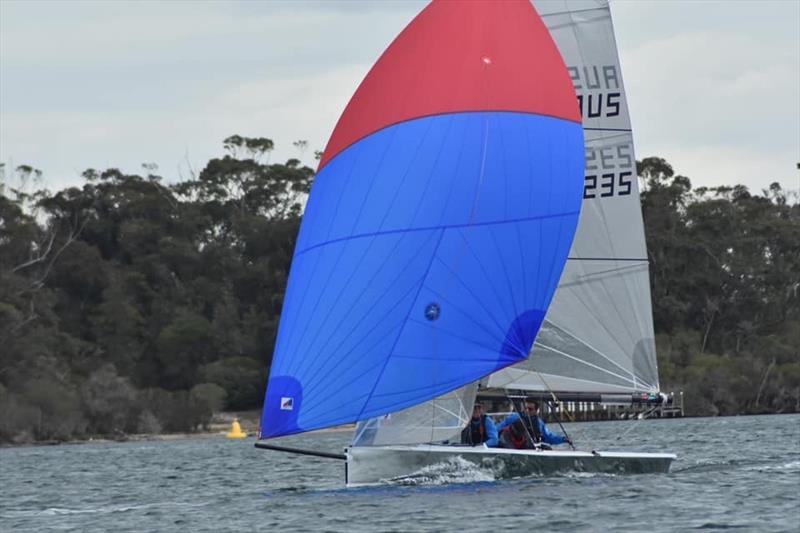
left=486, top=0, right=659, bottom=395
left=260, top=0, right=585, bottom=439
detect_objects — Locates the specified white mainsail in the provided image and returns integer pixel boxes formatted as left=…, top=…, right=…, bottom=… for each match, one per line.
left=486, top=0, right=658, bottom=395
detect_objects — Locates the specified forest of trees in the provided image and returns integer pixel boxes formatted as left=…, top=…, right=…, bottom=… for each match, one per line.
left=639, top=158, right=799, bottom=417
left=0, top=136, right=797, bottom=443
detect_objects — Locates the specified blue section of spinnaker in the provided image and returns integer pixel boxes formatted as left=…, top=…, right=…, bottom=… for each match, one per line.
left=261, top=111, right=584, bottom=438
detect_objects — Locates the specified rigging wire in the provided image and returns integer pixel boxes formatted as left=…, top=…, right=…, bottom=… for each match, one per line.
left=490, top=379, right=533, bottom=446
left=614, top=405, right=658, bottom=442
left=529, top=368, right=577, bottom=450
left=501, top=367, right=579, bottom=451
left=500, top=389, right=539, bottom=450
left=546, top=400, right=575, bottom=451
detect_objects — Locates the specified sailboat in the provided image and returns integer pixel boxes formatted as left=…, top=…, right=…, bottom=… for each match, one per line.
left=256, top=0, right=676, bottom=486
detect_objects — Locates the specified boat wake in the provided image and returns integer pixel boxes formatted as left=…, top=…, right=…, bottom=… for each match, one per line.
left=559, top=471, right=617, bottom=479
left=3, top=503, right=154, bottom=518
left=742, top=459, right=800, bottom=473
left=672, top=460, right=747, bottom=474
left=383, top=456, right=496, bottom=486
left=0, top=500, right=209, bottom=520
left=674, top=458, right=800, bottom=475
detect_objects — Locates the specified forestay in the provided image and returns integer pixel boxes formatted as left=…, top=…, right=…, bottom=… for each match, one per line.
left=487, top=0, right=659, bottom=395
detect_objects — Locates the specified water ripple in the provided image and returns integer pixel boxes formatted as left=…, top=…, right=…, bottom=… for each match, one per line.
left=0, top=414, right=797, bottom=533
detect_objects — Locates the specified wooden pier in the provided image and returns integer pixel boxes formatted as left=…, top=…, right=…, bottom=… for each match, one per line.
left=485, top=391, right=685, bottom=423
left=543, top=392, right=685, bottom=422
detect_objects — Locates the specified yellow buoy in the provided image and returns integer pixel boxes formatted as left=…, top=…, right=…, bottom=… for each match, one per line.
left=226, top=418, right=247, bottom=439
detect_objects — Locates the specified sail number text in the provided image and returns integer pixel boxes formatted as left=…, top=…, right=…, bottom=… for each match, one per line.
left=584, top=171, right=633, bottom=199
left=583, top=144, right=634, bottom=199
left=569, top=65, right=622, bottom=119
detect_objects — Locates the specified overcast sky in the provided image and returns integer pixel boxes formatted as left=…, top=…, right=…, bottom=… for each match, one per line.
left=1, top=0, right=798, bottom=195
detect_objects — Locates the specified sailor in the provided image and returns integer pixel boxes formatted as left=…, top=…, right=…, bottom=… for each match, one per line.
left=497, top=400, right=571, bottom=449
left=460, top=402, right=499, bottom=447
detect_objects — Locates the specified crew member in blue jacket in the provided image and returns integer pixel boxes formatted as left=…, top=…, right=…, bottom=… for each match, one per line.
left=497, top=400, right=571, bottom=449
left=460, top=402, right=499, bottom=447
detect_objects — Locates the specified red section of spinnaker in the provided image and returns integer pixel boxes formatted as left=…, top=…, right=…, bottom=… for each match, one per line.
left=319, top=0, right=580, bottom=170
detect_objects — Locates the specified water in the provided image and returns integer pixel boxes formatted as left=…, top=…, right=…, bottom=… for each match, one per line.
left=1, top=415, right=798, bottom=532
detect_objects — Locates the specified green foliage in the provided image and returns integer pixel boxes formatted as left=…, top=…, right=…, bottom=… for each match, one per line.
left=80, top=364, right=138, bottom=434
left=22, top=377, right=86, bottom=441
left=200, top=357, right=265, bottom=410
left=641, top=157, right=800, bottom=415
left=155, top=311, right=215, bottom=390
left=190, top=383, right=228, bottom=430
left=0, top=139, right=796, bottom=443
left=0, top=136, right=314, bottom=443
left=0, top=385, right=40, bottom=443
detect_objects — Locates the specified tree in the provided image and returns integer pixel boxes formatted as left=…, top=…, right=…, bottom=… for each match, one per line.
left=3, top=141, right=796, bottom=443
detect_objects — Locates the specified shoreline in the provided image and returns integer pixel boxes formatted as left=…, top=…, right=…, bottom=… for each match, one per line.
left=3, top=412, right=797, bottom=448
left=0, top=422, right=358, bottom=449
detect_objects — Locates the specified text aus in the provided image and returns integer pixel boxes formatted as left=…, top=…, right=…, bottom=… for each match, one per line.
left=568, top=65, right=621, bottom=119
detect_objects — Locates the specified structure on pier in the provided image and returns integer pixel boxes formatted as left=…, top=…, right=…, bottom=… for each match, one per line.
left=482, top=391, right=685, bottom=423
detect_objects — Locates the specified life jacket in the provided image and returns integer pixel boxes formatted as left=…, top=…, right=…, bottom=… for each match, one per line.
left=463, top=415, right=488, bottom=445
left=507, top=413, right=542, bottom=449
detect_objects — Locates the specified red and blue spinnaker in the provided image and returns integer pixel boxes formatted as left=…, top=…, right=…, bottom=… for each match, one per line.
left=261, top=0, right=584, bottom=438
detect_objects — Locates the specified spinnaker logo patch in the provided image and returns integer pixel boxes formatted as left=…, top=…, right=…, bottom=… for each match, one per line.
left=425, top=302, right=441, bottom=321
left=280, top=397, right=294, bottom=411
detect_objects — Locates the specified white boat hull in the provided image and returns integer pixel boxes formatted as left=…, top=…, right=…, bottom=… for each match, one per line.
left=345, top=444, right=676, bottom=486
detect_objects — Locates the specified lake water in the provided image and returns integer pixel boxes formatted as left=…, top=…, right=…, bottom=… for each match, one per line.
left=1, top=414, right=798, bottom=532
